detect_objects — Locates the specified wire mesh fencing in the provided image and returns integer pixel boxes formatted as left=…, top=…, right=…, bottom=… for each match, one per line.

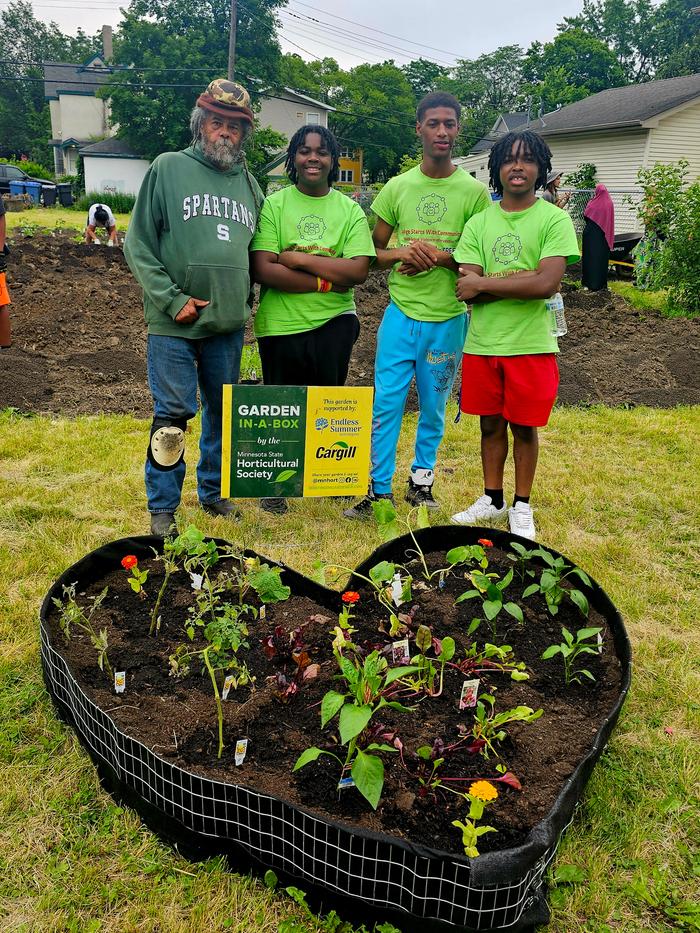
left=563, top=189, right=643, bottom=236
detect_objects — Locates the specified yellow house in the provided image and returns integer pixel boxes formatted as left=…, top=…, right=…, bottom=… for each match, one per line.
left=336, top=146, right=363, bottom=186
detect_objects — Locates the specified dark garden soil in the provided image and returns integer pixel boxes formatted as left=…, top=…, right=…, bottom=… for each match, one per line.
left=45, top=538, right=623, bottom=857
left=1, top=231, right=699, bottom=415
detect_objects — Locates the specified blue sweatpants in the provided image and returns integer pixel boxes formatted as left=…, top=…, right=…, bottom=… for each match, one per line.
left=370, top=301, right=467, bottom=494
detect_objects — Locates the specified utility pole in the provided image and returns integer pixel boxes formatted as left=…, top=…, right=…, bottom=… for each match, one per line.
left=227, top=0, right=237, bottom=80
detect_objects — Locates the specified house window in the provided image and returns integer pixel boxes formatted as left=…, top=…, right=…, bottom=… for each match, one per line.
left=339, top=147, right=353, bottom=158
left=296, top=112, right=303, bottom=119
left=339, top=169, right=354, bottom=183
left=306, top=111, right=320, bottom=124
left=54, top=149, right=65, bottom=174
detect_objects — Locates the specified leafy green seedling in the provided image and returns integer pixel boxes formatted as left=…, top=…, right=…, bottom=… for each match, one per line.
left=523, top=548, right=591, bottom=617
left=542, top=626, right=602, bottom=686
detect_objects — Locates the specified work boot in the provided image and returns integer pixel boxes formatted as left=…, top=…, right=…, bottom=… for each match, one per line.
left=150, top=511, right=177, bottom=537
left=201, top=499, right=242, bottom=520
left=343, top=486, right=394, bottom=520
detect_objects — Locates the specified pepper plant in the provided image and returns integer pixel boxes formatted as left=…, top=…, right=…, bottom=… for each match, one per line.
left=523, top=549, right=591, bottom=617
left=456, top=566, right=523, bottom=636
left=542, top=626, right=602, bottom=686
left=294, top=648, right=418, bottom=808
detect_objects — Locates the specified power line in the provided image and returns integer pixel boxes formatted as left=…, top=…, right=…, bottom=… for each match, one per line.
left=289, top=0, right=465, bottom=60
left=281, top=8, right=455, bottom=68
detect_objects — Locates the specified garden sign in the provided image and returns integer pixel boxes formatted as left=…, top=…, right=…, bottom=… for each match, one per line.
left=221, top=385, right=373, bottom=498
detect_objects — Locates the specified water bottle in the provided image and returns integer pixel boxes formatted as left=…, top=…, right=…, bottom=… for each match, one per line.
left=546, top=292, right=567, bottom=337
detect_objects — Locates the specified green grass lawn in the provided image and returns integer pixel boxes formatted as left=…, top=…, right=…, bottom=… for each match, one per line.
left=4, top=206, right=131, bottom=237
left=1, top=405, right=699, bottom=931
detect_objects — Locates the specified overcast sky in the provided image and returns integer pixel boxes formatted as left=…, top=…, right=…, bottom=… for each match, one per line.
left=15, top=0, right=586, bottom=66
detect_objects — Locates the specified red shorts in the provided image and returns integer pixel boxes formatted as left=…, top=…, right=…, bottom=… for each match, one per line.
left=460, top=353, right=559, bottom=427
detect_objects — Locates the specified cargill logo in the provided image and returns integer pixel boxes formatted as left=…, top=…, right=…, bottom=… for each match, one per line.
left=315, top=441, right=357, bottom=461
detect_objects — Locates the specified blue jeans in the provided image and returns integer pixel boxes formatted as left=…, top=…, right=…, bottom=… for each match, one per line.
left=371, top=302, right=467, bottom=494
left=146, top=331, right=244, bottom=513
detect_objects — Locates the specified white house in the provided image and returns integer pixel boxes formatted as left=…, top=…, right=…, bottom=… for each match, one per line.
left=257, top=87, right=333, bottom=139
left=44, top=53, right=112, bottom=176
left=456, top=73, right=700, bottom=231
left=79, top=137, right=150, bottom=196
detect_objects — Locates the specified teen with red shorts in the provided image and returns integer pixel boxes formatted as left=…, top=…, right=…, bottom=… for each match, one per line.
left=450, top=129, right=579, bottom=540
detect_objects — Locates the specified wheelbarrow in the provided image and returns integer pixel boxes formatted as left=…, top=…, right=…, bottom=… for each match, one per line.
left=609, top=232, right=643, bottom=278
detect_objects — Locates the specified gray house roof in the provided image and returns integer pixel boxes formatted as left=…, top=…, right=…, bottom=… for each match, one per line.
left=534, top=73, right=700, bottom=136
left=79, top=137, right=143, bottom=158
left=43, top=55, right=111, bottom=100
left=470, top=112, right=530, bottom=153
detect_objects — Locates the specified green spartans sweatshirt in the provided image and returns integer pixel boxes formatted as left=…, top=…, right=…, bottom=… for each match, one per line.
left=124, top=144, right=263, bottom=339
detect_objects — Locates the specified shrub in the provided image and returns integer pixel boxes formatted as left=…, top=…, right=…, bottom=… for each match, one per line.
left=564, top=162, right=597, bottom=190
left=633, top=159, right=689, bottom=290
left=74, top=191, right=137, bottom=214
left=0, top=158, right=53, bottom=180
left=660, top=180, right=700, bottom=317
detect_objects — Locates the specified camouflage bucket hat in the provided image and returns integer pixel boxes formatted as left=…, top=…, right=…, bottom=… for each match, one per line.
left=197, top=78, right=254, bottom=124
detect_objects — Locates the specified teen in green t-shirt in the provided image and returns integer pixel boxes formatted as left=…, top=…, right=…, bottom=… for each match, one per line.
left=251, top=124, right=375, bottom=513
left=450, top=130, right=579, bottom=540
left=344, top=92, right=490, bottom=520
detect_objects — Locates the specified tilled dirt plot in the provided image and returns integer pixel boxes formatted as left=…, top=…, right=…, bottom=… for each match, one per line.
left=1, top=232, right=698, bottom=416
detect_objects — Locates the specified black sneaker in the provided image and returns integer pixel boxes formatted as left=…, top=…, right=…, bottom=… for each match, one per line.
left=150, top=511, right=177, bottom=537
left=260, top=497, right=289, bottom=514
left=405, top=477, right=439, bottom=509
left=201, top=499, right=242, bottom=520
left=343, top=488, right=394, bottom=520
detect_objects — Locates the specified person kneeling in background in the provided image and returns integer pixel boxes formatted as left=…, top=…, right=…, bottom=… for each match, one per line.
left=85, top=203, right=119, bottom=246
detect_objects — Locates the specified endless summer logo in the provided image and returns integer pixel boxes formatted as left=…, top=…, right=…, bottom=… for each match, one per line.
left=416, top=193, right=447, bottom=225
left=492, top=233, right=522, bottom=265
left=297, top=214, right=327, bottom=241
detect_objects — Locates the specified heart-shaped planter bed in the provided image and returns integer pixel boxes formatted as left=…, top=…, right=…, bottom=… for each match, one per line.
left=40, top=526, right=630, bottom=933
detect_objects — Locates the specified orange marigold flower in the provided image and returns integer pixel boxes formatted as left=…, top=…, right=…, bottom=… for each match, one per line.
left=342, top=591, right=360, bottom=604
left=469, top=780, right=498, bottom=802
left=121, top=555, right=138, bottom=570
left=477, top=538, right=494, bottom=548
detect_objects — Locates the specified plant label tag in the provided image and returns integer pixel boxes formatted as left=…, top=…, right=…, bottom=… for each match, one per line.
left=391, top=638, right=410, bottom=664
left=391, top=572, right=403, bottom=606
left=114, top=671, right=126, bottom=694
left=259, top=605, right=266, bottom=620
left=438, top=574, right=446, bottom=589
left=222, top=675, right=236, bottom=700
left=251, top=369, right=257, bottom=381
left=234, top=738, right=248, bottom=766
left=597, top=632, right=604, bottom=654
left=189, top=572, right=203, bottom=591
left=338, top=765, right=355, bottom=791
left=460, top=679, right=480, bottom=709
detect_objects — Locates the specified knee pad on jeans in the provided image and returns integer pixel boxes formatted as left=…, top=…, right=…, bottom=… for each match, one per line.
left=148, top=417, right=187, bottom=471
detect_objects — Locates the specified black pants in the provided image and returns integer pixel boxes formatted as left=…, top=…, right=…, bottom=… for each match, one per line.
left=258, top=313, right=360, bottom=387
left=582, top=218, right=610, bottom=290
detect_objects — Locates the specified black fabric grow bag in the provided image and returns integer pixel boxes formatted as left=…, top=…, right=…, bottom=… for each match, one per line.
left=40, top=529, right=631, bottom=933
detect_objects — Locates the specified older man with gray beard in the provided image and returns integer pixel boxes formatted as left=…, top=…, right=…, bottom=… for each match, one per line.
left=125, top=79, right=263, bottom=536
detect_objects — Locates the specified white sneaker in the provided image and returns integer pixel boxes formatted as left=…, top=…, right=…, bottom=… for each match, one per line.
left=509, top=502, right=536, bottom=540
left=451, top=495, right=508, bottom=526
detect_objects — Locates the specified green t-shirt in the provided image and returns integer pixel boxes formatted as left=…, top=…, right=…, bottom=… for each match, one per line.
left=371, top=165, right=490, bottom=322
left=454, top=198, right=580, bottom=356
left=251, top=186, right=375, bottom=337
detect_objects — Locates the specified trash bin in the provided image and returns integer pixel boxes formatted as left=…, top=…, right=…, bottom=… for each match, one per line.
left=42, top=185, right=57, bottom=207
left=8, top=181, right=25, bottom=196
left=24, top=181, right=42, bottom=205
left=56, top=183, right=73, bottom=207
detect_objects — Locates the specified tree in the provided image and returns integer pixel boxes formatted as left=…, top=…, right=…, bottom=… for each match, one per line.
left=103, top=0, right=285, bottom=161
left=446, top=46, right=525, bottom=152
left=329, top=62, right=415, bottom=181
left=244, top=124, right=287, bottom=192
left=402, top=58, right=450, bottom=103
left=522, top=30, right=626, bottom=114
left=279, top=54, right=341, bottom=103
left=0, top=1, right=96, bottom=166
left=654, top=0, right=700, bottom=77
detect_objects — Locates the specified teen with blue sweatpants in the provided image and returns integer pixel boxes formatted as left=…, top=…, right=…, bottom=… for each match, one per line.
left=344, top=91, right=489, bottom=518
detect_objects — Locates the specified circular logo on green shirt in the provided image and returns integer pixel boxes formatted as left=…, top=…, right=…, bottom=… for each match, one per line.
left=492, top=233, right=522, bottom=265
left=416, top=193, right=447, bottom=225
left=297, top=214, right=327, bottom=241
